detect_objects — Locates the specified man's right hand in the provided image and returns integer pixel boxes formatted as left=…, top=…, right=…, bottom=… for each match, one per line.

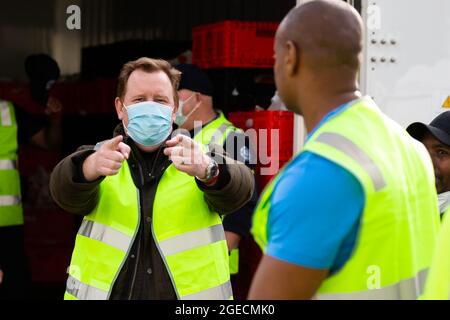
left=82, top=135, right=130, bottom=182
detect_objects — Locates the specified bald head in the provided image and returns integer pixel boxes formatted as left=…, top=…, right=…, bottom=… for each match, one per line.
left=278, top=0, right=363, bottom=72
left=273, top=0, right=363, bottom=117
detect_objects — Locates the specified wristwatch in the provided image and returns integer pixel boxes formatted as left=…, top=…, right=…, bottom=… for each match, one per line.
left=197, top=158, right=219, bottom=182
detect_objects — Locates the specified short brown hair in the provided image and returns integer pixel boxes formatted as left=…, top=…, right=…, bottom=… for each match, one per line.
left=117, top=57, right=181, bottom=104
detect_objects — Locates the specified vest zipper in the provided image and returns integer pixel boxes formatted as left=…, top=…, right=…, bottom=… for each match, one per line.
left=150, top=218, right=180, bottom=299
left=127, top=220, right=141, bottom=300
left=148, top=146, right=180, bottom=298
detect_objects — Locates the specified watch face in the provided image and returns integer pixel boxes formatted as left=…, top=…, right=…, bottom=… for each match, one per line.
left=209, top=160, right=219, bottom=179
left=211, top=161, right=219, bottom=178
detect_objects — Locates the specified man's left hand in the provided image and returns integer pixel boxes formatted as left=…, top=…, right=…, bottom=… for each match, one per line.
left=164, top=134, right=212, bottom=180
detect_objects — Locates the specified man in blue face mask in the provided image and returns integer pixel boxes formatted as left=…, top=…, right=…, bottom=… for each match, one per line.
left=50, top=57, right=255, bottom=300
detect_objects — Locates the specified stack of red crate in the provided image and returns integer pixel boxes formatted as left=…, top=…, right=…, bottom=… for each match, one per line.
left=228, top=110, right=294, bottom=193
left=52, top=78, right=117, bottom=115
left=192, top=21, right=278, bottom=69
left=0, top=82, right=43, bottom=113
left=227, top=110, right=294, bottom=299
left=0, top=79, right=118, bottom=115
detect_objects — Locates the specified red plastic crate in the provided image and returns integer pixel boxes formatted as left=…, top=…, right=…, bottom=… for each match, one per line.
left=192, top=21, right=279, bottom=69
left=229, top=110, right=293, bottom=193
left=0, top=82, right=45, bottom=114
left=229, top=110, right=294, bottom=164
left=1, top=79, right=118, bottom=115
left=51, top=78, right=117, bottom=115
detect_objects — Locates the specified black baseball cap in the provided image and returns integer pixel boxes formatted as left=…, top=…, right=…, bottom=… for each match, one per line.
left=407, top=111, right=450, bottom=146
left=175, top=64, right=213, bottom=96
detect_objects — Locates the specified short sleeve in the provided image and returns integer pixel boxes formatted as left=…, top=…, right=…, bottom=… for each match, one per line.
left=266, top=151, right=364, bottom=272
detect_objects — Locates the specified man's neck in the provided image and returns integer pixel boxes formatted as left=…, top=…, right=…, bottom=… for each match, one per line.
left=302, top=91, right=361, bottom=133
left=185, top=109, right=218, bottom=131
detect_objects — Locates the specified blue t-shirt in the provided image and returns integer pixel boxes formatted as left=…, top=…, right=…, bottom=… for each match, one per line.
left=266, top=102, right=365, bottom=274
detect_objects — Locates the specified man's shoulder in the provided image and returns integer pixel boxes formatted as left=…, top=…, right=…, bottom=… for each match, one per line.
left=273, top=151, right=363, bottom=203
left=281, top=151, right=345, bottom=176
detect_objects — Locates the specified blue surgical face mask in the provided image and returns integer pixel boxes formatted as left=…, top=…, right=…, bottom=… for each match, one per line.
left=175, top=94, right=200, bottom=126
left=123, top=101, right=173, bottom=147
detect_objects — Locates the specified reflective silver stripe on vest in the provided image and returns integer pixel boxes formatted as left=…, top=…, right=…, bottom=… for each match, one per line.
left=159, top=224, right=226, bottom=256
left=78, top=219, right=131, bottom=252
left=181, top=280, right=233, bottom=300
left=0, top=101, right=12, bottom=126
left=211, top=123, right=232, bottom=144
left=315, top=132, right=386, bottom=191
left=0, top=160, right=16, bottom=170
left=66, top=275, right=108, bottom=300
left=317, top=269, right=428, bottom=300
left=217, top=123, right=232, bottom=135
left=0, top=195, right=21, bottom=207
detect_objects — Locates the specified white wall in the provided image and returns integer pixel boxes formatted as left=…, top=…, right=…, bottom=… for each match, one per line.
left=360, top=0, right=450, bottom=127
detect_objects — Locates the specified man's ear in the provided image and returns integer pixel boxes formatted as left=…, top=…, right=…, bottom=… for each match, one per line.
left=194, top=92, right=202, bottom=104
left=171, top=98, right=178, bottom=123
left=285, top=40, right=300, bottom=77
left=115, top=97, right=124, bottom=120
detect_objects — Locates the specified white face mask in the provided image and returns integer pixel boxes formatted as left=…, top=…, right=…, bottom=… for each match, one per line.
left=121, top=100, right=173, bottom=147
left=438, top=191, right=450, bottom=213
left=175, top=94, right=201, bottom=126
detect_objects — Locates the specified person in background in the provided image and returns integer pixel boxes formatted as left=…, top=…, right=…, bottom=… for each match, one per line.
left=175, top=64, right=258, bottom=294
left=248, top=0, right=440, bottom=300
left=0, top=54, right=62, bottom=299
left=50, top=57, right=254, bottom=300
left=407, top=111, right=450, bottom=216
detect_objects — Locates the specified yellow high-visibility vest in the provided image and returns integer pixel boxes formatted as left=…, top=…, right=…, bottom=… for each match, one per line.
left=253, top=97, right=440, bottom=299
left=0, top=100, right=23, bottom=227
left=65, top=116, right=237, bottom=300
left=422, top=207, right=450, bottom=300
